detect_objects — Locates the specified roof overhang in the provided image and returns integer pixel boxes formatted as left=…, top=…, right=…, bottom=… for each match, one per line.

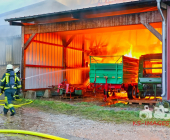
left=5, top=0, right=170, bottom=26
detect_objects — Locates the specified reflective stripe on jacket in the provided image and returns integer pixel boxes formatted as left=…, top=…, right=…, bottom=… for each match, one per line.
left=0, top=71, right=21, bottom=91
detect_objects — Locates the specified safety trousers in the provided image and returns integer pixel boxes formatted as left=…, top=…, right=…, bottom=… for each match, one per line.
left=4, top=89, right=16, bottom=115
left=15, top=91, right=20, bottom=99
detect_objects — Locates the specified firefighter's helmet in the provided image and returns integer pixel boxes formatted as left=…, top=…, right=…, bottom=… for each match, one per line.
left=6, top=64, right=13, bottom=70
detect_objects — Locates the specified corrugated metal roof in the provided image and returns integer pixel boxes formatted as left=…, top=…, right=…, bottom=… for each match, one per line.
left=5, top=0, right=160, bottom=22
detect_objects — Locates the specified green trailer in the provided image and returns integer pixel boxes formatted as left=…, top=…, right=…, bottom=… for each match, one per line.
left=89, top=55, right=139, bottom=99
left=138, top=53, right=162, bottom=98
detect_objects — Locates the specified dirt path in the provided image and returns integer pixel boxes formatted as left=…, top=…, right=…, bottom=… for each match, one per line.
left=0, top=106, right=170, bottom=140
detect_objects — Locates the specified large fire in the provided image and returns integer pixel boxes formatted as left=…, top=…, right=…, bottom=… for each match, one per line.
left=125, top=44, right=133, bottom=58
left=84, top=28, right=162, bottom=63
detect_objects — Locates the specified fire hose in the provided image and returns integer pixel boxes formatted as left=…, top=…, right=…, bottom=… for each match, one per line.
left=0, top=93, right=33, bottom=108
left=0, top=99, right=33, bottom=108
left=0, top=129, right=68, bottom=140
left=0, top=95, right=68, bottom=140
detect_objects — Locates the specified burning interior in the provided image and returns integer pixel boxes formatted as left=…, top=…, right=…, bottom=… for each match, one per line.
left=23, top=23, right=162, bottom=100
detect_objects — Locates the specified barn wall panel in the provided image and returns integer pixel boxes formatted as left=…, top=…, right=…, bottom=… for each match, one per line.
left=65, top=34, right=84, bottom=84
left=25, top=33, right=63, bottom=89
left=25, top=67, right=63, bottom=89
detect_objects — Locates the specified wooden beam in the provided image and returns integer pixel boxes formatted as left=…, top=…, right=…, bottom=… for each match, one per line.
left=10, top=21, right=24, bottom=26
left=24, top=33, right=37, bottom=50
left=61, top=36, right=67, bottom=80
left=61, top=34, right=77, bottom=80
left=82, top=35, right=85, bottom=83
left=32, top=40, right=64, bottom=47
left=17, top=5, right=158, bottom=25
left=142, top=22, right=162, bottom=41
left=82, top=35, right=85, bottom=67
left=10, top=21, right=35, bottom=26
left=25, top=64, right=64, bottom=69
left=24, top=39, right=84, bottom=51
left=25, top=11, right=162, bottom=34
left=71, top=13, right=84, bottom=19
left=65, top=34, right=76, bottom=47
left=66, top=46, right=83, bottom=51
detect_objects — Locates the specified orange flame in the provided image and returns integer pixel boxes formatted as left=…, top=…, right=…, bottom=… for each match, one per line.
left=115, top=91, right=128, bottom=98
left=145, top=96, right=162, bottom=100
left=125, top=44, right=133, bottom=58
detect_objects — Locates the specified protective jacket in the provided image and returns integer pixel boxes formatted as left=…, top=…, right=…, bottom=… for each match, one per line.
left=16, top=72, right=20, bottom=79
left=0, top=69, right=21, bottom=91
left=0, top=69, right=21, bottom=116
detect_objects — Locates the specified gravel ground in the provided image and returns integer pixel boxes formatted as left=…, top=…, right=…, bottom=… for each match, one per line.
left=0, top=105, right=170, bottom=140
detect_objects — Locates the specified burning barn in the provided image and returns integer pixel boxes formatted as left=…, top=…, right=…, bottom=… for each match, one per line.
left=4, top=0, right=170, bottom=100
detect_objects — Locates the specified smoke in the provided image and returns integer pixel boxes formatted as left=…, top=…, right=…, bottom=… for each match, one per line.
left=0, top=0, right=70, bottom=37
left=0, top=0, right=70, bottom=78
left=0, top=0, right=43, bottom=15
left=56, top=0, right=139, bottom=9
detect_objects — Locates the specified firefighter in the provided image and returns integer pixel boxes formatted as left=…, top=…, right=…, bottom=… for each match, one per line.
left=0, top=64, right=22, bottom=116
left=14, top=67, right=21, bottom=99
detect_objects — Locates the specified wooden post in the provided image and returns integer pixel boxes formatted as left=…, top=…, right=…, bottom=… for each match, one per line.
left=82, top=35, right=85, bottom=84
left=62, top=36, right=67, bottom=81
left=21, top=32, right=36, bottom=91
left=61, top=34, right=76, bottom=81
left=21, top=26, right=25, bottom=91
left=82, top=35, right=85, bottom=67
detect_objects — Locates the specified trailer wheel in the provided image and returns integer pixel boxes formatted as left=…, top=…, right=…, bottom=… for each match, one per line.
left=127, top=86, right=133, bottom=99
left=132, top=86, right=137, bottom=99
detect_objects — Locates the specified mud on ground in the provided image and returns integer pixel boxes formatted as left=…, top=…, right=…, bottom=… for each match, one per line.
left=0, top=104, right=170, bottom=140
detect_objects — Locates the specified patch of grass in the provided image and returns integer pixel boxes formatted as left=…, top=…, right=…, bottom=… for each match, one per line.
left=75, top=102, right=95, bottom=106
left=24, top=99, right=170, bottom=124
left=111, top=103, right=128, bottom=107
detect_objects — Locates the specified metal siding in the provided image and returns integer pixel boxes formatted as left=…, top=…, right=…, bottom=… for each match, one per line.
left=0, top=37, right=21, bottom=65
left=66, top=35, right=83, bottom=84
left=25, top=33, right=63, bottom=66
left=25, top=33, right=63, bottom=89
left=0, top=39, right=6, bottom=65
left=6, top=44, right=12, bottom=63
left=167, top=6, right=170, bottom=100
left=25, top=68, right=63, bottom=89
left=25, top=33, right=86, bottom=88
left=66, top=35, right=82, bottom=67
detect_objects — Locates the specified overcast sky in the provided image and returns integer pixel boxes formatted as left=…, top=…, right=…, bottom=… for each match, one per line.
left=0, top=0, right=139, bottom=14
left=0, top=0, right=44, bottom=14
